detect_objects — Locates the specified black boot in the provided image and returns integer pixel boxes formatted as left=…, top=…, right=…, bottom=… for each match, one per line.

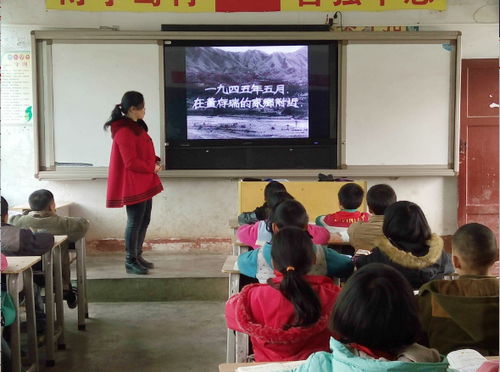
left=125, top=257, right=148, bottom=275
left=137, top=255, right=154, bottom=269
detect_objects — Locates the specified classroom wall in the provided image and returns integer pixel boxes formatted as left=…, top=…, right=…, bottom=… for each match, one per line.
left=1, top=0, right=498, bottom=241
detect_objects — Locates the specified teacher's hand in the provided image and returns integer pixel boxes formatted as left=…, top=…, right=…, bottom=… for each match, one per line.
left=154, top=164, right=161, bottom=173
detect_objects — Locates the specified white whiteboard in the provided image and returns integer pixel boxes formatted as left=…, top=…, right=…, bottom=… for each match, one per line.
left=345, top=43, right=453, bottom=166
left=52, top=43, right=161, bottom=167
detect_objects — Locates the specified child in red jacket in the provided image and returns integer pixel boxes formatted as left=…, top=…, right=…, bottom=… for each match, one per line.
left=226, top=227, right=341, bottom=362
left=316, top=183, right=369, bottom=242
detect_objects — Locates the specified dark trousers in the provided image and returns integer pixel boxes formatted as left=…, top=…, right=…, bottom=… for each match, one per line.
left=125, top=199, right=152, bottom=261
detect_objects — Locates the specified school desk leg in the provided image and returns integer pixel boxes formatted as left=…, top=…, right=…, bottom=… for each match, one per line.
left=53, top=245, right=65, bottom=349
left=235, top=332, right=249, bottom=363
left=24, top=268, right=39, bottom=371
left=83, top=238, right=89, bottom=319
left=226, top=329, right=236, bottom=363
left=226, top=270, right=240, bottom=363
left=76, top=238, right=87, bottom=330
left=7, top=274, right=21, bottom=372
left=44, top=251, right=55, bottom=366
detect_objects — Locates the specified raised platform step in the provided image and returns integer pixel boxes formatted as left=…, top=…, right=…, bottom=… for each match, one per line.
left=84, top=253, right=227, bottom=280
left=73, top=253, right=229, bottom=302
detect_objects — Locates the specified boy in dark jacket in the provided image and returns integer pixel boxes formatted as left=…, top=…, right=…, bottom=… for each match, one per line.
left=418, top=223, right=499, bottom=355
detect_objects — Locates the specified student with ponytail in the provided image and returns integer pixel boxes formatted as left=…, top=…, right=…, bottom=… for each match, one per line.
left=225, top=227, right=341, bottom=362
left=104, top=91, right=163, bottom=275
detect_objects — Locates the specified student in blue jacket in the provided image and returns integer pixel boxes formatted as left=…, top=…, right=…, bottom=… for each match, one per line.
left=293, top=263, right=449, bottom=372
left=237, top=199, right=353, bottom=283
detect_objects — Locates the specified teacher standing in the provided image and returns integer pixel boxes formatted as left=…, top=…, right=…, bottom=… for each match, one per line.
left=104, top=91, right=163, bottom=275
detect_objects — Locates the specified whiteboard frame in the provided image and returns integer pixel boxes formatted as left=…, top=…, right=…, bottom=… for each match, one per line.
left=339, top=38, right=460, bottom=169
left=31, top=30, right=461, bottom=180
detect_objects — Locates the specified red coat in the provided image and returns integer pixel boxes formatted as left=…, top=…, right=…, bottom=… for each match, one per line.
left=106, top=118, right=163, bottom=208
left=225, top=275, right=341, bottom=362
left=323, top=210, right=369, bottom=228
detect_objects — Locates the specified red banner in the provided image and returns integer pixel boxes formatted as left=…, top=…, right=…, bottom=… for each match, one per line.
left=216, top=0, right=280, bottom=12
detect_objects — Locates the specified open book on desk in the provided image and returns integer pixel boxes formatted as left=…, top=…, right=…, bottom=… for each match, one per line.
left=447, top=349, right=493, bottom=372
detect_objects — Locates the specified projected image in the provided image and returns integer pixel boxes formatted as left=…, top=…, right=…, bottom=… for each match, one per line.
left=185, top=45, right=309, bottom=140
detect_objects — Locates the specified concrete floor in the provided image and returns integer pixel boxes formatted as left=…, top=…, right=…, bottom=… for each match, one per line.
left=40, top=301, right=227, bottom=372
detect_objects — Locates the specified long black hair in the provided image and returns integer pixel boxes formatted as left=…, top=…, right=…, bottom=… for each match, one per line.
left=267, top=199, right=309, bottom=234
left=103, top=91, right=146, bottom=131
left=271, top=227, right=321, bottom=329
left=331, top=263, right=421, bottom=354
left=264, top=191, right=294, bottom=229
left=383, top=201, right=432, bottom=257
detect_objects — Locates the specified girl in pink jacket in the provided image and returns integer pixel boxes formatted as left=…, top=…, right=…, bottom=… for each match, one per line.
left=237, top=192, right=330, bottom=249
left=226, top=227, right=341, bottom=362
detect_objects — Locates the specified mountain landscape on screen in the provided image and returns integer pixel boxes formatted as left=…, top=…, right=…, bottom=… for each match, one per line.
left=186, top=46, right=308, bottom=85
left=185, top=45, right=309, bottom=140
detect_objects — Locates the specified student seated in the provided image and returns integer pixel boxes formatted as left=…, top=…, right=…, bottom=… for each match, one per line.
left=418, top=223, right=499, bottom=355
left=354, top=201, right=453, bottom=289
left=1, top=196, right=54, bottom=257
left=347, top=184, right=396, bottom=251
left=293, top=264, right=448, bottom=372
left=237, top=191, right=330, bottom=249
left=1, top=196, right=54, bottom=335
left=238, top=199, right=353, bottom=283
left=237, top=181, right=287, bottom=225
left=9, top=189, right=89, bottom=308
left=226, top=227, right=341, bottom=362
left=315, top=183, right=369, bottom=242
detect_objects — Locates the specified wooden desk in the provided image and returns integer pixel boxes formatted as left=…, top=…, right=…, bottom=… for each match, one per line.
left=328, top=232, right=349, bottom=245
left=222, top=255, right=249, bottom=364
left=219, top=361, right=305, bottom=372
left=220, top=357, right=499, bottom=372
left=222, top=255, right=239, bottom=275
left=4, top=256, right=41, bottom=372
left=231, top=236, right=251, bottom=255
left=43, top=235, right=67, bottom=366
left=219, top=363, right=264, bottom=372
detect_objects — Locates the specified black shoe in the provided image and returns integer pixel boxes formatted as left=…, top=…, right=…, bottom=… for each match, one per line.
left=125, top=260, right=148, bottom=275
left=137, top=255, right=154, bottom=269
left=64, top=288, right=78, bottom=309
